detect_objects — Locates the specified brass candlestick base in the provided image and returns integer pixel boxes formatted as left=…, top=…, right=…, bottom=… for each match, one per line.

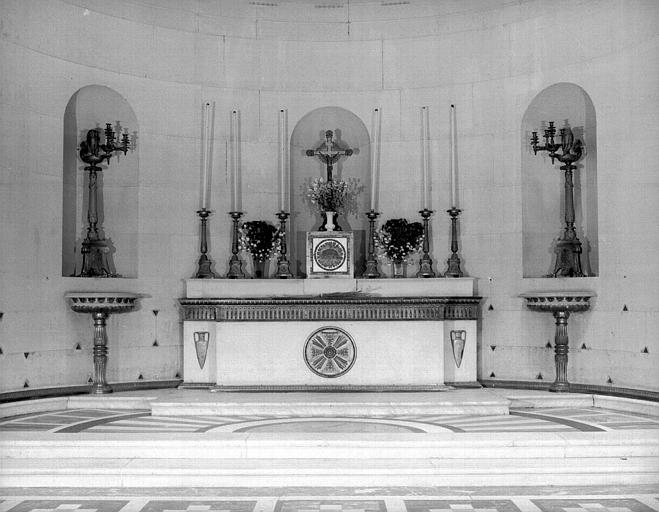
left=275, top=211, right=293, bottom=279
left=417, top=208, right=437, bottom=278
left=195, top=208, right=216, bottom=278
left=363, top=209, right=380, bottom=278
left=227, top=211, right=245, bottom=279
left=446, top=207, right=464, bottom=277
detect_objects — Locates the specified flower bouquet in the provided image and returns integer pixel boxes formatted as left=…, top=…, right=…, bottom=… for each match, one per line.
left=307, top=177, right=361, bottom=231
left=239, top=220, right=282, bottom=277
left=376, top=218, right=424, bottom=277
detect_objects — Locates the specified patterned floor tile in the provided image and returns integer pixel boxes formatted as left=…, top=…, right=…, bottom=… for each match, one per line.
left=5, top=501, right=129, bottom=512
left=138, top=501, right=257, bottom=512
left=531, top=499, right=658, bottom=512
left=274, top=501, right=386, bottom=512
left=404, top=500, right=521, bottom=512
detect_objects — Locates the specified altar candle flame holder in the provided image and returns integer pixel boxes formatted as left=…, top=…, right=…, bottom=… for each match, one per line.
left=195, top=208, right=216, bottom=278
left=417, top=208, right=437, bottom=278
left=226, top=211, right=245, bottom=278
left=363, top=209, right=380, bottom=278
left=445, top=206, right=464, bottom=277
left=275, top=211, right=293, bottom=278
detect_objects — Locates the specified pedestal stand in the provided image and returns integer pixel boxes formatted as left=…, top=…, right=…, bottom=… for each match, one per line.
left=195, top=208, right=216, bottom=278
left=417, top=208, right=436, bottom=278
left=521, top=292, right=593, bottom=392
left=445, top=207, right=463, bottom=277
left=363, top=209, right=380, bottom=278
left=65, top=292, right=138, bottom=394
left=275, top=211, right=293, bottom=278
left=227, top=211, right=245, bottom=279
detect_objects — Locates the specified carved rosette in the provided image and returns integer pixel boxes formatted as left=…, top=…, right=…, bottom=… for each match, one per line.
left=304, top=327, right=356, bottom=378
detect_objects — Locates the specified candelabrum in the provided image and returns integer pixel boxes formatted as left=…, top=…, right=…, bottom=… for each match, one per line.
left=195, top=208, right=216, bottom=278
left=417, top=208, right=437, bottom=278
left=226, top=211, right=245, bottom=278
left=275, top=211, right=293, bottom=278
left=445, top=207, right=464, bottom=277
left=76, top=124, right=130, bottom=277
left=363, top=209, right=380, bottom=278
left=531, top=121, right=585, bottom=277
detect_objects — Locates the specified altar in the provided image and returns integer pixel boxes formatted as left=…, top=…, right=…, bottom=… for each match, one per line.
left=179, top=278, right=480, bottom=391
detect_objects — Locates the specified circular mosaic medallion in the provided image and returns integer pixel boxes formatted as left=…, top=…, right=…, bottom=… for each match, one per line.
left=313, top=239, right=346, bottom=271
left=304, top=327, right=356, bottom=378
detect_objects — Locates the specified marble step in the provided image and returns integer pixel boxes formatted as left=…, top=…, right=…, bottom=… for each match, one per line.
left=3, top=431, right=658, bottom=460
left=2, top=456, right=658, bottom=487
left=150, top=399, right=510, bottom=417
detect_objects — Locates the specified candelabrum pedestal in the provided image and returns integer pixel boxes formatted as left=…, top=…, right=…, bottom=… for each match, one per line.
left=445, top=207, right=463, bottom=277
left=363, top=209, right=380, bottom=278
left=195, top=208, right=216, bottom=278
left=275, top=211, right=293, bottom=278
left=65, top=292, right=138, bottom=394
left=417, top=208, right=436, bottom=278
left=521, top=292, right=593, bottom=392
left=227, top=211, right=245, bottom=279
left=531, top=122, right=585, bottom=277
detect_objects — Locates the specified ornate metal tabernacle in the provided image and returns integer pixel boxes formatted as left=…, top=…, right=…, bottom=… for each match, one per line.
left=179, top=296, right=481, bottom=322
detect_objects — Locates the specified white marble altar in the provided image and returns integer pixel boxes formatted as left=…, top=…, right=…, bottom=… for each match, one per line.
left=180, top=278, right=480, bottom=391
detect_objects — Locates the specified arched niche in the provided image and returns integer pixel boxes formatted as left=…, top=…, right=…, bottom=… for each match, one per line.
left=62, top=85, right=139, bottom=277
left=290, top=106, right=371, bottom=277
left=521, top=83, right=598, bottom=277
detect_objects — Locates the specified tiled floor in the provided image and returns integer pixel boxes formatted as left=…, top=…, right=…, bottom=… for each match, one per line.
left=1, top=491, right=658, bottom=512
left=2, top=407, right=659, bottom=434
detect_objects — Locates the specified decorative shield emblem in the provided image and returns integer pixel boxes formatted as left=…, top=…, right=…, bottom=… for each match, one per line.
left=193, top=331, right=209, bottom=370
left=304, top=326, right=356, bottom=378
left=450, top=330, right=466, bottom=368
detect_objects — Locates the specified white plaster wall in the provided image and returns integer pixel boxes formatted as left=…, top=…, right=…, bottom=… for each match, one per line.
left=0, top=0, right=657, bottom=392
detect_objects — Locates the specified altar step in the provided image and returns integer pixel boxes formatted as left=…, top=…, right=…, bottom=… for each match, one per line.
left=3, top=431, right=658, bottom=487
left=148, top=389, right=511, bottom=417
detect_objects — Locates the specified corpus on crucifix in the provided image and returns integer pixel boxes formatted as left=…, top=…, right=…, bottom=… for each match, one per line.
left=305, top=130, right=353, bottom=181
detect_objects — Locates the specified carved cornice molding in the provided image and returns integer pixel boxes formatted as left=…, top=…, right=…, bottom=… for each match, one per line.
left=179, top=296, right=481, bottom=322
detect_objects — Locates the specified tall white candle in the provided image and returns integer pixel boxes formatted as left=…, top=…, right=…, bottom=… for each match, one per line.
left=370, top=107, right=381, bottom=211
left=279, top=109, right=288, bottom=212
left=421, top=106, right=430, bottom=209
left=450, top=104, right=458, bottom=208
left=231, top=110, right=240, bottom=212
left=200, top=102, right=212, bottom=210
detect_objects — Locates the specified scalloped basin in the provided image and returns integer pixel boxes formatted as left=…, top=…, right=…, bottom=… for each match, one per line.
left=65, top=292, right=139, bottom=314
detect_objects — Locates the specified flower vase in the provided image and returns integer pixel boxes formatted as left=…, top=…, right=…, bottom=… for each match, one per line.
left=253, top=259, right=267, bottom=279
left=392, top=259, right=405, bottom=278
left=319, top=211, right=341, bottom=232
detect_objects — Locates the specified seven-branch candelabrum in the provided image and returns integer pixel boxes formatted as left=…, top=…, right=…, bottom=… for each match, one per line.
left=226, top=211, right=245, bottom=278
left=363, top=209, right=381, bottom=278
left=275, top=211, right=293, bottom=278
left=77, top=124, right=131, bottom=277
left=195, top=208, right=216, bottom=278
left=417, top=209, right=437, bottom=278
left=531, top=121, right=585, bottom=277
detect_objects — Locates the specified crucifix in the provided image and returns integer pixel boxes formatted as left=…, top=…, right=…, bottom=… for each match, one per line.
left=305, top=130, right=353, bottom=181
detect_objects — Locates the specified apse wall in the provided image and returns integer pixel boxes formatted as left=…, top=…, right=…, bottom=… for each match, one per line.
left=0, top=0, right=657, bottom=393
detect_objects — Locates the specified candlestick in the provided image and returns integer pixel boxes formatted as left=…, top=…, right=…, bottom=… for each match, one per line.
left=370, top=108, right=381, bottom=211
left=195, top=208, right=216, bottom=278
left=445, top=206, right=464, bottom=277
left=231, top=110, right=240, bottom=212
left=226, top=211, right=245, bottom=279
left=450, top=104, right=458, bottom=208
left=363, top=209, right=380, bottom=278
left=417, top=208, right=437, bottom=277
left=279, top=109, right=288, bottom=212
left=421, top=106, right=430, bottom=209
left=274, top=210, right=293, bottom=278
